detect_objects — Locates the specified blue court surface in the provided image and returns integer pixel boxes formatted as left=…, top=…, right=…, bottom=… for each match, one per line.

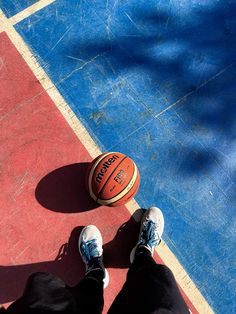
left=0, top=0, right=38, bottom=17
left=1, top=0, right=236, bottom=313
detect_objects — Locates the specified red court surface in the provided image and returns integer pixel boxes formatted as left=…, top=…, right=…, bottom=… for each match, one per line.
left=0, top=32, right=196, bottom=313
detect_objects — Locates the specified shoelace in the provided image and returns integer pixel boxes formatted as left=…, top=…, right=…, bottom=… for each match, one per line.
left=80, top=239, right=99, bottom=262
left=140, top=220, right=160, bottom=248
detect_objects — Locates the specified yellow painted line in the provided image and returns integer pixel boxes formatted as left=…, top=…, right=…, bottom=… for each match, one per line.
left=9, top=0, right=56, bottom=25
left=0, top=7, right=214, bottom=314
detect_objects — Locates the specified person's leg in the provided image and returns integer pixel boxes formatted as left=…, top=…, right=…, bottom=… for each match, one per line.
left=71, top=269, right=104, bottom=314
left=108, top=207, right=190, bottom=314
left=70, top=225, right=109, bottom=314
left=6, top=225, right=108, bottom=314
left=6, top=272, right=76, bottom=314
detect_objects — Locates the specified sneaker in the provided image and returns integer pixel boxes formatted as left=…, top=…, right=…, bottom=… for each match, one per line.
left=79, top=225, right=109, bottom=288
left=130, top=207, right=164, bottom=263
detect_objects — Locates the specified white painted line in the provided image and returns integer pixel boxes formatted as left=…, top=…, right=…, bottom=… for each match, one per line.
left=9, top=0, right=56, bottom=25
left=0, top=7, right=214, bottom=314
left=0, top=8, right=100, bottom=159
left=126, top=200, right=214, bottom=314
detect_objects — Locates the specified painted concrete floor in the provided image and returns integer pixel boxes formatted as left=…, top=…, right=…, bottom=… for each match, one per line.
left=0, top=1, right=236, bottom=313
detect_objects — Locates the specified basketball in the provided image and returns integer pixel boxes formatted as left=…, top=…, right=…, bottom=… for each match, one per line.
left=86, top=152, right=140, bottom=206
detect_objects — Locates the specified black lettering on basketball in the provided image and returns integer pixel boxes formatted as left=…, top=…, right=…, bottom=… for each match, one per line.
left=96, top=172, right=104, bottom=183
left=95, top=154, right=120, bottom=183
left=110, top=185, right=116, bottom=192
left=101, top=167, right=106, bottom=173
left=114, top=169, right=125, bottom=184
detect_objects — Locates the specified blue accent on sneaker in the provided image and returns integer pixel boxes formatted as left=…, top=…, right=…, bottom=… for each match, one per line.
left=80, top=239, right=100, bottom=264
left=139, top=219, right=161, bottom=250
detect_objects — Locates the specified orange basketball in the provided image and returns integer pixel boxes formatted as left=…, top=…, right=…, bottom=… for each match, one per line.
left=86, top=152, right=140, bottom=206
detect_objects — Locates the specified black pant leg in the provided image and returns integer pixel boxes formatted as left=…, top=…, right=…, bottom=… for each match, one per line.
left=6, top=271, right=104, bottom=314
left=70, top=269, right=104, bottom=314
left=6, top=272, right=76, bottom=314
left=108, top=251, right=189, bottom=314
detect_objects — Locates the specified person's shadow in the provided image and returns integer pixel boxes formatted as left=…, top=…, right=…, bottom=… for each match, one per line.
left=0, top=162, right=142, bottom=305
left=0, top=212, right=141, bottom=304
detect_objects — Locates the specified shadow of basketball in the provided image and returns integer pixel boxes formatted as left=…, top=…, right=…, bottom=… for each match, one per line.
left=35, top=163, right=99, bottom=213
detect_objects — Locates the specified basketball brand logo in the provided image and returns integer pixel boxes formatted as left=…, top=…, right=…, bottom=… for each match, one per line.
left=96, top=155, right=119, bottom=183
left=114, top=169, right=126, bottom=185
left=87, top=152, right=140, bottom=206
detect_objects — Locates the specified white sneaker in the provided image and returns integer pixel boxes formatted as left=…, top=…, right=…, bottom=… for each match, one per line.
left=130, top=207, right=164, bottom=263
left=79, top=225, right=109, bottom=288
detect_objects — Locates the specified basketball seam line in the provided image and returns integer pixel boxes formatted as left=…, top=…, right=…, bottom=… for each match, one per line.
left=96, top=155, right=127, bottom=202
left=96, top=163, right=138, bottom=205
left=122, top=173, right=140, bottom=202
left=88, top=152, right=113, bottom=201
left=90, top=153, right=123, bottom=197
left=0, top=8, right=214, bottom=313
left=98, top=159, right=136, bottom=202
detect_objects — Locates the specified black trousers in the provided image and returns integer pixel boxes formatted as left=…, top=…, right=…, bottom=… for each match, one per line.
left=6, top=252, right=189, bottom=314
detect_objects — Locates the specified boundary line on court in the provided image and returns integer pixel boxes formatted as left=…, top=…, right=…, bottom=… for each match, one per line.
left=0, top=0, right=56, bottom=33
left=0, top=7, right=214, bottom=314
left=10, top=0, right=56, bottom=25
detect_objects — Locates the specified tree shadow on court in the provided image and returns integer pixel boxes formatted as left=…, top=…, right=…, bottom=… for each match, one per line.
left=62, top=0, right=236, bottom=181
left=35, top=163, right=99, bottom=213
left=0, top=214, right=141, bottom=304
